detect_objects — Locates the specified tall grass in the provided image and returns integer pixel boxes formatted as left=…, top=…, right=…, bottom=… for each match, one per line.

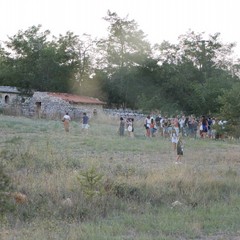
left=0, top=114, right=240, bottom=239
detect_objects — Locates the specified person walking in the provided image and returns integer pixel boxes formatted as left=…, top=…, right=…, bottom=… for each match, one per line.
left=179, top=115, right=186, bottom=136
left=176, top=135, right=184, bottom=164
left=144, top=115, right=151, bottom=137
left=172, top=115, right=180, bottom=136
left=191, top=117, right=198, bottom=139
left=62, top=112, right=71, bottom=132
left=127, top=118, right=134, bottom=138
left=171, top=128, right=178, bottom=151
left=119, top=117, right=125, bottom=136
left=82, top=112, right=89, bottom=132
left=200, top=115, right=208, bottom=138
left=150, top=118, right=157, bottom=137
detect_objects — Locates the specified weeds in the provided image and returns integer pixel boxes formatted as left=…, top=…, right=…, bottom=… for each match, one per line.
left=0, top=115, right=240, bottom=239
left=77, top=166, right=104, bottom=199
left=0, top=165, right=15, bottom=219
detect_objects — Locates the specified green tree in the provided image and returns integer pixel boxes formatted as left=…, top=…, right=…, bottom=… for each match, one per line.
left=152, top=30, right=238, bottom=115
left=97, top=11, right=152, bottom=108
left=4, top=25, right=51, bottom=92
left=69, top=34, right=96, bottom=95
left=0, top=44, right=14, bottom=86
left=2, top=25, right=88, bottom=93
left=218, top=83, right=240, bottom=138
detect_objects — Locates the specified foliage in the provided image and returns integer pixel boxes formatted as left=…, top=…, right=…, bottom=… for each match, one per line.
left=0, top=165, right=15, bottom=218
left=219, top=83, right=240, bottom=122
left=149, top=31, right=238, bottom=115
left=0, top=19, right=240, bottom=118
left=97, top=11, right=152, bottom=108
left=0, top=26, right=95, bottom=94
left=218, top=83, right=240, bottom=137
left=77, top=166, right=104, bottom=199
left=0, top=115, right=240, bottom=238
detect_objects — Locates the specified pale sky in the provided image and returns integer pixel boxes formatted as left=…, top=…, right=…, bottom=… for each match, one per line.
left=1, top=0, right=239, bottom=55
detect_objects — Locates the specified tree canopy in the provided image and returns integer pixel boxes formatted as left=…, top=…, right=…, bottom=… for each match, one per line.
left=0, top=12, right=240, bottom=125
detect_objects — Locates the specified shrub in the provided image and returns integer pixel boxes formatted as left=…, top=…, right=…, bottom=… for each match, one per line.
left=113, top=182, right=143, bottom=202
left=77, top=166, right=104, bottom=199
left=0, top=165, right=15, bottom=220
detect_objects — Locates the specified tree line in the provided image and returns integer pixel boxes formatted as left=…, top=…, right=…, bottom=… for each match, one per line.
left=0, top=11, right=240, bottom=134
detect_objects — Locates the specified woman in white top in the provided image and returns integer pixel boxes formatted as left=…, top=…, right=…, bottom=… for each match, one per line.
left=144, top=115, right=151, bottom=137
left=62, top=112, right=71, bottom=132
left=171, top=128, right=178, bottom=151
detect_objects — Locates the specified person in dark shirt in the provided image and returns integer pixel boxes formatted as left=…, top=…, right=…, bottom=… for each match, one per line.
left=119, top=117, right=125, bottom=136
left=176, top=135, right=184, bottom=164
left=82, top=112, right=89, bottom=131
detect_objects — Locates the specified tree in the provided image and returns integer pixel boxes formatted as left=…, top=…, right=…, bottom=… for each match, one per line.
left=69, top=34, right=96, bottom=95
left=97, top=11, right=152, bottom=108
left=218, top=83, right=240, bottom=138
left=0, top=44, right=15, bottom=86
left=152, top=30, right=238, bottom=115
left=2, top=26, right=87, bottom=93
left=4, top=25, right=51, bottom=93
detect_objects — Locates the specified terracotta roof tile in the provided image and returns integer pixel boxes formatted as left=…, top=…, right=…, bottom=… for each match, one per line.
left=48, top=92, right=106, bottom=105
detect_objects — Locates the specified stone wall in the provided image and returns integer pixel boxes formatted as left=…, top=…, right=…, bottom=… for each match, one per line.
left=1, top=91, right=103, bottom=120
left=0, top=92, right=19, bottom=107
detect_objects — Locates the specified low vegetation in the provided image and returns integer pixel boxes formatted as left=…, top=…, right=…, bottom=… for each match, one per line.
left=0, top=114, right=240, bottom=240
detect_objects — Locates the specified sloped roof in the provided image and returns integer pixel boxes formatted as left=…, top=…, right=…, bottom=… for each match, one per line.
left=0, top=86, right=20, bottom=94
left=47, top=92, right=106, bottom=105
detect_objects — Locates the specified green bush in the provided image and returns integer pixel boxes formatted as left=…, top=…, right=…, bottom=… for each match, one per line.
left=113, top=182, right=143, bottom=202
left=0, top=165, right=15, bottom=220
left=77, top=166, right=104, bottom=199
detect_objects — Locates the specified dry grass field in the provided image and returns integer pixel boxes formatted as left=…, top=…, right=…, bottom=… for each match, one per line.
left=0, top=114, right=240, bottom=240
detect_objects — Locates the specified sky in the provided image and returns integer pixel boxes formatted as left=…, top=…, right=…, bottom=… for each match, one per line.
left=1, top=0, right=240, bottom=55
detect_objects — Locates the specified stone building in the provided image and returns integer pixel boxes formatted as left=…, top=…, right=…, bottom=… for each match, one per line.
left=0, top=86, right=106, bottom=120
left=0, top=86, right=20, bottom=105
left=26, top=92, right=106, bottom=120
left=0, top=86, right=23, bottom=115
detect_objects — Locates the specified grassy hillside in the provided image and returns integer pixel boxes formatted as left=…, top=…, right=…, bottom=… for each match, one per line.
left=0, top=114, right=240, bottom=240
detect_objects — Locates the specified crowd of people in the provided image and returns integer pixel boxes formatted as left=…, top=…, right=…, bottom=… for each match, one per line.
left=61, top=111, right=227, bottom=164
left=118, top=113, right=227, bottom=164
left=142, top=114, right=227, bottom=140
left=118, top=114, right=225, bottom=139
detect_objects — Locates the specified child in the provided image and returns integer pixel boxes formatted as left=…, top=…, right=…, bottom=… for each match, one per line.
left=176, top=135, right=184, bottom=164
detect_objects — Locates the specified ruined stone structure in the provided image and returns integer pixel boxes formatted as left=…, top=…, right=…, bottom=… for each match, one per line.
left=0, top=86, right=106, bottom=120
left=0, top=86, right=20, bottom=106
left=0, top=86, right=23, bottom=115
